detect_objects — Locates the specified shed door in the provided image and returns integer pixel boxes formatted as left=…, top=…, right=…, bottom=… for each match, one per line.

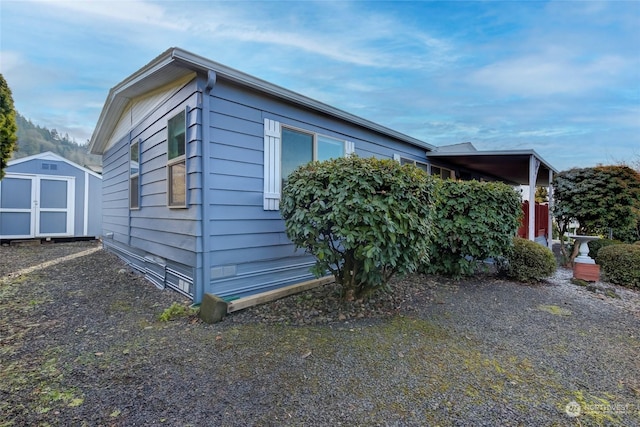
left=0, top=175, right=36, bottom=238
left=36, top=177, right=75, bottom=237
left=0, top=175, right=75, bottom=239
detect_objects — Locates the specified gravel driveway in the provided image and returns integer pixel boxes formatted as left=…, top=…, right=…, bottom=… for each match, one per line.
left=1, top=241, right=638, bottom=426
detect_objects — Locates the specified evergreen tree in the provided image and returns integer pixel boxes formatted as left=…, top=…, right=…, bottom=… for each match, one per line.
left=553, top=165, right=640, bottom=243
left=12, top=112, right=101, bottom=168
left=0, top=74, right=18, bottom=180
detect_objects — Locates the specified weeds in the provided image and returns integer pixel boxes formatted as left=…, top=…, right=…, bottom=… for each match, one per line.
left=158, top=302, right=198, bottom=321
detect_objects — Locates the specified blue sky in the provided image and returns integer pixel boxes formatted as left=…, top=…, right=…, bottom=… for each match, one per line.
left=1, top=0, right=638, bottom=171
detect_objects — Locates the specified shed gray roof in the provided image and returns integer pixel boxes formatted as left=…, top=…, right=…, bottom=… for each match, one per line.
left=8, top=151, right=102, bottom=179
left=89, top=47, right=436, bottom=154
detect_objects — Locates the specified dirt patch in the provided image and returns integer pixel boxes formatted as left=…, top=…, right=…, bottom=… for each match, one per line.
left=1, top=242, right=639, bottom=426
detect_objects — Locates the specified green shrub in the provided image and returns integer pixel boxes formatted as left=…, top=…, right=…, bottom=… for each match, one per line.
left=423, top=179, right=522, bottom=277
left=159, top=302, right=198, bottom=321
left=597, top=244, right=640, bottom=288
left=587, top=238, right=621, bottom=262
left=281, top=155, right=434, bottom=300
left=498, top=237, right=557, bottom=282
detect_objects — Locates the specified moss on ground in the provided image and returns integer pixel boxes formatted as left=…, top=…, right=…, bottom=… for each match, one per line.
left=2, top=245, right=638, bottom=426
left=537, top=304, right=572, bottom=316
left=206, top=315, right=635, bottom=425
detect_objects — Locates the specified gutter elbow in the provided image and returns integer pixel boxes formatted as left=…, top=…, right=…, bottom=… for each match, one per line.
left=205, top=70, right=217, bottom=93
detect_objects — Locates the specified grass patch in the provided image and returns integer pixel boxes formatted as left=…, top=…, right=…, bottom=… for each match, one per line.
left=537, top=304, right=572, bottom=316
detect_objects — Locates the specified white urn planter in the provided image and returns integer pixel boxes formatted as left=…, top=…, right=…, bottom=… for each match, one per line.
left=568, top=234, right=600, bottom=264
left=567, top=234, right=601, bottom=281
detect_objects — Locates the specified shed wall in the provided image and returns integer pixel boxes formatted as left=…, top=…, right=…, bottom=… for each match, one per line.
left=1, top=156, right=101, bottom=238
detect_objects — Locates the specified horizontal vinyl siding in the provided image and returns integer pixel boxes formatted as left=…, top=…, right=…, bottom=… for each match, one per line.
left=100, top=79, right=202, bottom=298
left=102, top=135, right=130, bottom=244
left=209, top=218, right=285, bottom=235
left=204, top=80, right=434, bottom=298
left=127, top=82, right=201, bottom=269
left=204, top=84, right=304, bottom=297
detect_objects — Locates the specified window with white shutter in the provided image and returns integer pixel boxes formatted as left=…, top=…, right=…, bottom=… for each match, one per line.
left=263, top=119, right=355, bottom=210
left=263, top=118, right=281, bottom=210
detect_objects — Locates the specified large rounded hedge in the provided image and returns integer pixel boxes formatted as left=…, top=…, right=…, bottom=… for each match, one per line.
left=597, top=244, right=640, bottom=288
left=498, top=237, right=557, bottom=282
left=281, top=155, right=434, bottom=300
left=587, top=238, right=621, bottom=263
left=424, top=179, right=522, bottom=277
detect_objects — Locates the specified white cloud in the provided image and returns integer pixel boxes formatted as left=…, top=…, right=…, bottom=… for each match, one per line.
left=0, top=50, right=24, bottom=73
left=2, top=0, right=637, bottom=171
left=32, top=0, right=186, bottom=30
left=470, top=52, right=628, bottom=97
left=185, top=1, right=457, bottom=70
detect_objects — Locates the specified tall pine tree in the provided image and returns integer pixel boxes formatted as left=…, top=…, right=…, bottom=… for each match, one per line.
left=0, top=74, right=18, bottom=180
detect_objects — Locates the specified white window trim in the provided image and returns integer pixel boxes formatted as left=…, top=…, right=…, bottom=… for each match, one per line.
left=167, top=108, right=188, bottom=209
left=129, top=139, right=140, bottom=210
left=263, top=118, right=355, bottom=211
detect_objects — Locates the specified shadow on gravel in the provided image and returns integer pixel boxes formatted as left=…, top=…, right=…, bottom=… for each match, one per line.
left=1, top=242, right=638, bottom=426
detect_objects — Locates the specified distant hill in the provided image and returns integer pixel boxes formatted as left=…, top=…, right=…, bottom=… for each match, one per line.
left=11, top=112, right=101, bottom=170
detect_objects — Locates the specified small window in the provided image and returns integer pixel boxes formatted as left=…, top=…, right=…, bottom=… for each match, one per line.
left=281, top=128, right=313, bottom=180
left=431, top=165, right=455, bottom=180
left=263, top=118, right=354, bottom=211
left=167, top=109, right=186, bottom=207
left=281, top=128, right=347, bottom=181
left=398, top=157, right=429, bottom=172
left=130, top=140, right=140, bottom=209
left=317, top=135, right=345, bottom=161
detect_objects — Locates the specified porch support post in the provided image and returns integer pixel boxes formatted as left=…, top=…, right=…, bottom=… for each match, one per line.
left=528, top=155, right=540, bottom=242
left=547, top=169, right=554, bottom=249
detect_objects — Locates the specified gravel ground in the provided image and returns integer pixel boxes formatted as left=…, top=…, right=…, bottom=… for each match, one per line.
left=1, top=241, right=638, bottom=426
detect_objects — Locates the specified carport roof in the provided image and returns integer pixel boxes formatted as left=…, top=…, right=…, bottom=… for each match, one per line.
left=426, top=149, right=557, bottom=186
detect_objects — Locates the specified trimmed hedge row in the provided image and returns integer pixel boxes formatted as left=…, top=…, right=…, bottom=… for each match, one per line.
left=587, top=238, right=621, bottom=262
left=597, top=244, right=640, bottom=289
left=282, top=156, right=564, bottom=294
left=422, top=179, right=522, bottom=277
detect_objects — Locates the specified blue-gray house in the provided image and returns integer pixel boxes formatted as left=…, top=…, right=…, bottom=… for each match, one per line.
left=89, top=47, right=555, bottom=303
left=0, top=151, right=102, bottom=241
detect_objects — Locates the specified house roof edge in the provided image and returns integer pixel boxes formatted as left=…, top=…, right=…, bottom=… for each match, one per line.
left=89, top=47, right=436, bottom=154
